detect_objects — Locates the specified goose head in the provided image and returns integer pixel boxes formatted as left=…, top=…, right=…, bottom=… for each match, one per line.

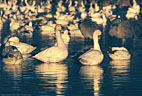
left=8, top=37, right=20, bottom=43
left=64, top=30, right=69, bottom=35
left=93, top=30, right=102, bottom=37
left=93, top=30, right=103, bottom=41
left=81, top=12, right=87, bottom=20
left=55, top=24, right=62, bottom=31
left=74, top=1, right=78, bottom=7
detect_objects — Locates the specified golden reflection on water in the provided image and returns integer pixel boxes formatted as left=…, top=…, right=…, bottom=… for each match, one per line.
left=35, top=62, right=68, bottom=96
left=3, top=64, right=22, bottom=90
left=110, top=60, right=130, bottom=88
left=79, top=66, right=103, bottom=96
left=3, top=64, right=22, bottom=80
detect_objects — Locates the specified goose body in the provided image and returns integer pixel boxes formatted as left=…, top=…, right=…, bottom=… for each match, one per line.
left=78, top=30, right=104, bottom=65
left=33, top=24, right=68, bottom=63
left=109, top=47, right=131, bottom=60
left=7, top=37, right=36, bottom=55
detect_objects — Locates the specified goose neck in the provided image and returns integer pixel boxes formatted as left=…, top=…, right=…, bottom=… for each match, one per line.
left=56, top=30, right=65, bottom=48
left=93, top=35, right=101, bottom=51
left=25, top=0, right=29, bottom=6
left=133, top=0, right=137, bottom=5
left=68, top=0, right=72, bottom=7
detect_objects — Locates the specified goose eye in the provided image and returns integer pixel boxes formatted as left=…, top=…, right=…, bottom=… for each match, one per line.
left=8, top=54, right=14, bottom=58
left=12, top=46, right=17, bottom=50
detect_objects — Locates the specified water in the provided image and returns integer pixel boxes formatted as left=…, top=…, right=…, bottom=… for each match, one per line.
left=0, top=0, right=142, bottom=95
left=0, top=33, right=142, bottom=96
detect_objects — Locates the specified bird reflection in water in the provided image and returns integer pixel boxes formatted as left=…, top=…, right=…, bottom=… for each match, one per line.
left=35, top=63, right=68, bottom=96
left=3, top=64, right=22, bottom=90
left=80, top=66, right=103, bottom=96
left=110, top=60, right=130, bottom=88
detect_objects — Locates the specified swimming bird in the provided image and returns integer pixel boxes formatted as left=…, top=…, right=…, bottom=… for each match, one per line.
left=108, top=18, right=141, bottom=46
left=78, top=30, right=104, bottom=65
left=6, top=36, right=36, bottom=55
left=2, top=46, right=23, bottom=65
left=33, top=24, right=68, bottom=63
left=79, top=17, right=100, bottom=39
left=108, top=47, right=131, bottom=60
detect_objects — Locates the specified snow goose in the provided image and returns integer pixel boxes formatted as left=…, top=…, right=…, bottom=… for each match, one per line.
left=126, top=0, right=140, bottom=20
left=74, top=1, right=78, bottom=7
left=88, top=2, right=95, bottom=17
left=89, top=2, right=95, bottom=13
left=94, top=2, right=100, bottom=12
left=55, top=12, right=69, bottom=27
left=24, top=21, right=34, bottom=36
left=81, top=11, right=88, bottom=20
left=6, top=36, right=36, bottom=55
left=40, top=20, right=56, bottom=35
left=67, top=23, right=79, bottom=31
left=9, top=17, right=20, bottom=32
left=61, top=30, right=70, bottom=44
left=24, top=0, right=37, bottom=14
left=0, top=16, right=3, bottom=31
left=33, top=24, right=68, bottom=63
left=56, top=0, right=66, bottom=12
left=68, top=0, right=76, bottom=12
left=108, top=47, right=131, bottom=60
left=91, top=13, right=107, bottom=29
left=45, top=0, right=52, bottom=10
left=78, top=1, right=86, bottom=13
left=37, top=3, right=45, bottom=13
left=78, top=30, right=104, bottom=65
left=54, top=29, right=70, bottom=46
left=2, top=46, right=23, bottom=65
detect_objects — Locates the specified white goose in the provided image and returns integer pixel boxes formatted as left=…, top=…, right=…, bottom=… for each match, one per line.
left=0, top=16, right=3, bottom=31
left=78, top=1, right=86, bottom=13
left=9, top=17, right=20, bottom=32
left=33, top=24, right=68, bottom=63
left=68, top=0, right=76, bottom=12
left=40, top=20, right=56, bottom=35
left=61, top=30, right=70, bottom=44
left=108, top=47, right=131, bottom=60
left=78, top=30, right=104, bottom=65
left=91, top=13, right=107, bottom=29
left=126, top=0, right=140, bottom=20
left=6, top=36, right=36, bottom=55
left=94, top=2, right=100, bottom=12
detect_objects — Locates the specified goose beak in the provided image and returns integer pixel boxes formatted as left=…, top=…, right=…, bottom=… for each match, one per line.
left=109, top=47, right=112, bottom=50
left=98, top=35, right=101, bottom=39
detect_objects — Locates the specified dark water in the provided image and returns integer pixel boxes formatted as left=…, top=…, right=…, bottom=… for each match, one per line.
left=0, top=0, right=142, bottom=96
left=0, top=32, right=142, bottom=96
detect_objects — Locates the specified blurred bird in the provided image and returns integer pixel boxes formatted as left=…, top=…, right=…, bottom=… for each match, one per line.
left=108, top=47, right=131, bottom=60
left=2, top=46, right=23, bottom=64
